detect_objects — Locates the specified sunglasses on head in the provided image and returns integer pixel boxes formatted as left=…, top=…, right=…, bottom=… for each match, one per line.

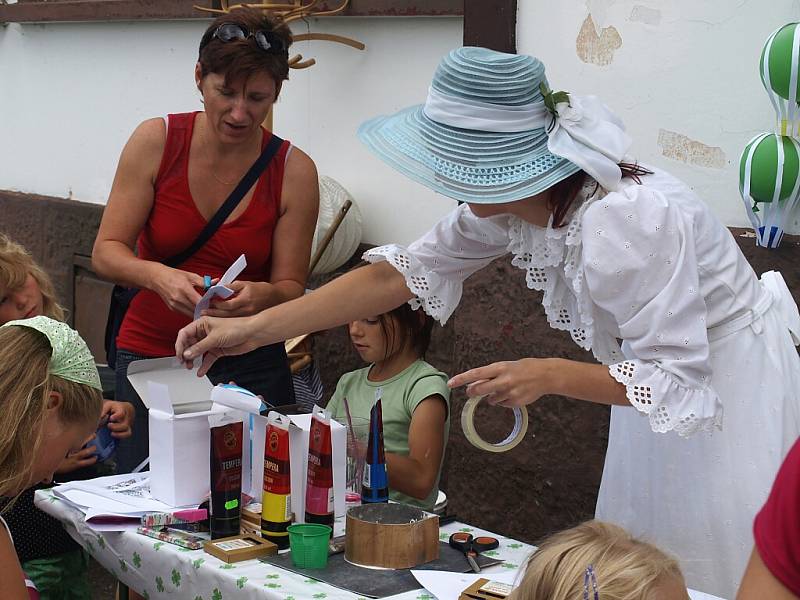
left=200, top=23, right=288, bottom=55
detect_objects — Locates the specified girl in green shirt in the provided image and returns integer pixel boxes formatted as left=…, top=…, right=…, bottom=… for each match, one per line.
left=326, top=303, right=450, bottom=511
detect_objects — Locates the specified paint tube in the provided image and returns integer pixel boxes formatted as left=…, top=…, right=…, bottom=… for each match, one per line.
left=261, top=411, right=292, bottom=549
left=209, top=413, right=244, bottom=539
left=305, top=404, right=334, bottom=527
left=361, top=390, right=388, bottom=504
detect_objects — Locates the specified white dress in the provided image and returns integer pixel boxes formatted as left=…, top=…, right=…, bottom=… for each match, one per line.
left=364, top=168, right=800, bottom=599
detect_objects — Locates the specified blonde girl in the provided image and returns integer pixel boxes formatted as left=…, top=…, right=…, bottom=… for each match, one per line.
left=0, top=317, right=103, bottom=600
left=0, top=234, right=134, bottom=599
left=0, top=235, right=64, bottom=323
left=510, top=520, right=690, bottom=600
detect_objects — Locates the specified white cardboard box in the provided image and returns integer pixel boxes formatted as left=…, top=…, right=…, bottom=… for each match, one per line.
left=250, top=411, right=346, bottom=520
left=127, top=358, right=261, bottom=507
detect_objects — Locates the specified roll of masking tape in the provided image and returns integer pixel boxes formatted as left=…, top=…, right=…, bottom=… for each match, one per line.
left=461, top=396, right=529, bottom=453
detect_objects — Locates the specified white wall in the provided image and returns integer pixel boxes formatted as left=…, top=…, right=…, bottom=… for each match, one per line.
left=517, top=0, right=800, bottom=231
left=0, top=17, right=461, bottom=245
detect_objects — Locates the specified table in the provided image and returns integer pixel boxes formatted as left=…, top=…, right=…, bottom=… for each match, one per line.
left=34, top=489, right=530, bottom=600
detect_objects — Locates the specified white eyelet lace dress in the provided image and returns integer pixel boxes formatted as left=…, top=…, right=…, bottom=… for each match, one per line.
left=364, top=167, right=800, bottom=599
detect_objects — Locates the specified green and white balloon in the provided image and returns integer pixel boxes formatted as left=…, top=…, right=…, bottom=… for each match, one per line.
left=739, top=133, right=800, bottom=247
left=760, top=23, right=800, bottom=136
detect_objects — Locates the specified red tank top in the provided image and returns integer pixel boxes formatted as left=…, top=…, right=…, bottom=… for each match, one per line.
left=117, top=111, right=289, bottom=357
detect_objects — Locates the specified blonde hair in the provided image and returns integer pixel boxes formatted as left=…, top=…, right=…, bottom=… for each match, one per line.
left=509, top=521, right=685, bottom=600
left=0, top=234, right=64, bottom=321
left=0, top=326, right=102, bottom=497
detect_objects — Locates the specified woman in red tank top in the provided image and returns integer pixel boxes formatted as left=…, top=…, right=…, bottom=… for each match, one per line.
left=92, top=7, right=319, bottom=474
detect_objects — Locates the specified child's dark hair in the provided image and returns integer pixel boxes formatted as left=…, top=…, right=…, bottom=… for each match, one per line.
left=378, top=303, right=434, bottom=361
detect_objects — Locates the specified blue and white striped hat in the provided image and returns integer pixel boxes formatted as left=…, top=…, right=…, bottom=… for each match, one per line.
left=358, top=47, right=631, bottom=204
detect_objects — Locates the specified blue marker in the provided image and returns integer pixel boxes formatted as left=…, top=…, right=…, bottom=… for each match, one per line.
left=203, top=275, right=212, bottom=291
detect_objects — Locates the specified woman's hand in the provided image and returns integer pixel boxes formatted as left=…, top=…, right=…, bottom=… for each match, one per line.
left=102, top=400, right=135, bottom=439
left=150, top=265, right=205, bottom=317
left=447, top=358, right=556, bottom=407
left=202, top=281, right=274, bottom=318
left=176, top=315, right=260, bottom=375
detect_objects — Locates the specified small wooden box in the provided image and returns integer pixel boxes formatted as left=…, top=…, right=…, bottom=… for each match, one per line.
left=241, top=503, right=262, bottom=525
left=203, top=534, right=277, bottom=563
left=459, top=578, right=514, bottom=600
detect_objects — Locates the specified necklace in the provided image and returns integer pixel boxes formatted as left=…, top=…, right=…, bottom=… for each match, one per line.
left=198, top=117, right=244, bottom=186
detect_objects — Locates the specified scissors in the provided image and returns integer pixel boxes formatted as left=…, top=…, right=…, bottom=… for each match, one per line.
left=448, top=532, right=499, bottom=573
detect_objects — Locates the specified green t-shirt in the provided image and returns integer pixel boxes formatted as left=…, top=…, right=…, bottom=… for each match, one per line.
left=326, top=359, right=450, bottom=511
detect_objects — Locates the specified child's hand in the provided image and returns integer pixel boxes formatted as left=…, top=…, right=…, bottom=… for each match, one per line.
left=102, top=400, right=135, bottom=439
left=55, top=445, right=98, bottom=474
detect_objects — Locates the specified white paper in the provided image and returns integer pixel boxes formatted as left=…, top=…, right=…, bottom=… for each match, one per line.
left=193, top=253, right=247, bottom=319
left=688, top=591, right=727, bottom=600
left=53, top=473, right=177, bottom=513
left=411, top=570, right=520, bottom=600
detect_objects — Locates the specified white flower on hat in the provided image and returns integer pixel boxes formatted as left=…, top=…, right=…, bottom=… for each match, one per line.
left=555, top=96, right=584, bottom=127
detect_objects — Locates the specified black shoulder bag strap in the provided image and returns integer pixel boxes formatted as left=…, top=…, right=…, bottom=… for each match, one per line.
left=163, top=132, right=284, bottom=267
left=104, top=133, right=285, bottom=368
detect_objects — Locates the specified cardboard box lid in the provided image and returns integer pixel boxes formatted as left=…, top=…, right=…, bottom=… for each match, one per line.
left=129, top=358, right=268, bottom=418
left=127, top=357, right=216, bottom=416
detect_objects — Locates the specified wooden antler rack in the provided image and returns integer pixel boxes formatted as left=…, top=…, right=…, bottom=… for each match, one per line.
left=194, top=0, right=365, bottom=69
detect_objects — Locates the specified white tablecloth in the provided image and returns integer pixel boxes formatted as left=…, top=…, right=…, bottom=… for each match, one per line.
left=34, top=489, right=530, bottom=600
left=35, top=490, right=726, bottom=600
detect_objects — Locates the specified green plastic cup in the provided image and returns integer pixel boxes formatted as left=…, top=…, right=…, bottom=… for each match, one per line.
left=287, top=523, right=332, bottom=569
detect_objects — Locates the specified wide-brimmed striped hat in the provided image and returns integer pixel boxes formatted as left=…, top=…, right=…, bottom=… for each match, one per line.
left=358, top=47, right=631, bottom=204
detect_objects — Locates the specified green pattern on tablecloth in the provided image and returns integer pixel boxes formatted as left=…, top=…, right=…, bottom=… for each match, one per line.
left=33, top=489, right=541, bottom=600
